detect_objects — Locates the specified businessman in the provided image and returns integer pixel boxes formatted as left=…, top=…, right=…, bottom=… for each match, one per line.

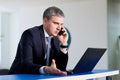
left=9, top=6, right=69, bottom=76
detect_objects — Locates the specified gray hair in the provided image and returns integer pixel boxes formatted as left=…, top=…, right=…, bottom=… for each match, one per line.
left=43, top=6, right=65, bottom=20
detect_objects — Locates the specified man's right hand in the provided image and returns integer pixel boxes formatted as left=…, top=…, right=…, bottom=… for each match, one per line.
left=43, top=59, right=67, bottom=76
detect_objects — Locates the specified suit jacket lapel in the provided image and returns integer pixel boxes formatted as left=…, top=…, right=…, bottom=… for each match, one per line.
left=39, top=25, right=46, bottom=55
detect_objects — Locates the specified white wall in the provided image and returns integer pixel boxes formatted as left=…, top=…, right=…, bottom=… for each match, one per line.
left=108, top=0, right=120, bottom=80
left=0, top=13, right=1, bottom=65
left=0, top=0, right=107, bottom=72
left=0, top=12, right=11, bottom=69
left=0, top=9, right=20, bottom=69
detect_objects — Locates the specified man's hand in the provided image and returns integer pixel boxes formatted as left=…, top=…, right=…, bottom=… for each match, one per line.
left=57, top=27, right=68, bottom=46
left=44, top=59, right=67, bottom=76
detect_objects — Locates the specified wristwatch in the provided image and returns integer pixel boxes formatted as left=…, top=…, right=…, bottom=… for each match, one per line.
left=60, top=45, right=68, bottom=48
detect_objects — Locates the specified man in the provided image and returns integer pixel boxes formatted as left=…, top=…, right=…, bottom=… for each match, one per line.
left=9, top=6, right=69, bottom=76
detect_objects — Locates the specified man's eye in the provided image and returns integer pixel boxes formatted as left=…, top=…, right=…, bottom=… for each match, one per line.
left=53, top=22, right=59, bottom=25
left=54, top=22, right=58, bottom=24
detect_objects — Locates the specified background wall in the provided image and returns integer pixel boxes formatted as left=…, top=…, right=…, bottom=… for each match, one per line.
left=0, top=0, right=107, bottom=75
left=108, top=0, right=120, bottom=80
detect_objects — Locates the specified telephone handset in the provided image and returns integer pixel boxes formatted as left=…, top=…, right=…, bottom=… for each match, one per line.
left=58, top=28, right=65, bottom=35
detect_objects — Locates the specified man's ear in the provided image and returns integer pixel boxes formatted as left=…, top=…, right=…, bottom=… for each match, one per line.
left=43, top=18, right=48, bottom=25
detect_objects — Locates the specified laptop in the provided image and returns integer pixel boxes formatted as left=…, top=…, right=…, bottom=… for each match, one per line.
left=67, top=48, right=106, bottom=75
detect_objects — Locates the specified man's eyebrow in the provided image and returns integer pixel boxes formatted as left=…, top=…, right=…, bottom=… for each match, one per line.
left=53, top=22, right=59, bottom=24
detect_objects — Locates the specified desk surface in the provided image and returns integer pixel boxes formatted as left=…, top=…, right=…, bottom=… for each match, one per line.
left=0, top=70, right=119, bottom=80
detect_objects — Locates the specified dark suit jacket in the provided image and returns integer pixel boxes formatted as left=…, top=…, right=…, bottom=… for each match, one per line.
left=9, top=25, right=68, bottom=74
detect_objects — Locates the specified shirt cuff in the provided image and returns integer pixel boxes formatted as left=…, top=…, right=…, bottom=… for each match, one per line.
left=39, top=66, right=46, bottom=74
left=60, top=48, right=68, bottom=54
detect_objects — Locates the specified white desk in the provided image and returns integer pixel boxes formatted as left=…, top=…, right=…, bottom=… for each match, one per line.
left=43, top=70, right=119, bottom=80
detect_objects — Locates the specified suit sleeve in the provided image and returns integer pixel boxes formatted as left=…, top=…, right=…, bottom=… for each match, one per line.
left=53, top=37, right=68, bottom=71
left=56, top=50, right=68, bottom=71
left=19, top=30, right=42, bottom=74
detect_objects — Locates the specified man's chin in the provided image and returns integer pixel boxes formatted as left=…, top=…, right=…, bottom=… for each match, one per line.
left=52, top=34, right=57, bottom=36
left=54, top=34, right=57, bottom=36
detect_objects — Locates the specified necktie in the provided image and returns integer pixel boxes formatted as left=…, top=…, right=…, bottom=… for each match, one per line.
left=46, top=37, right=51, bottom=66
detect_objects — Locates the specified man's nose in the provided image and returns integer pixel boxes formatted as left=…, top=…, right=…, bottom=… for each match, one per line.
left=57, top=26, right=61, bottom=31
left=58, top=24, right=63, bottom=29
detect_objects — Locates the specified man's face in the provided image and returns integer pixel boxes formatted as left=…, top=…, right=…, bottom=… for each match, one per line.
left=43, top=16, right=64, bottom=36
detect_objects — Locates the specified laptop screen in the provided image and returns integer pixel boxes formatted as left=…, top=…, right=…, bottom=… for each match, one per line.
left=73, top=48, right=106, bottom=74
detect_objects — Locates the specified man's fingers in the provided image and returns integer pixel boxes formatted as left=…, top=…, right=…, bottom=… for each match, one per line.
left=49, top=59, right=67, bottom=76
left=54, top=70, right=67, bottom=76
left=51, top=59, right=57, bottom=68
left=52, top=59, right=55, bottom=64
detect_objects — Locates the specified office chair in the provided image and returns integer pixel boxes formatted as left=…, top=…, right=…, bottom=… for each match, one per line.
left=0, top=69, right=9, bottom=75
